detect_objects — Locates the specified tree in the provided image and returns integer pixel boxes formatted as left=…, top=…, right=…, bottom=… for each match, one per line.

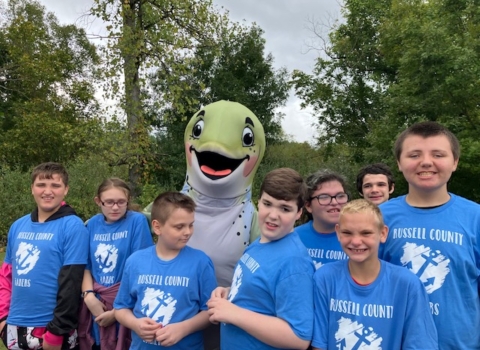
left=147, top=24, right=290, bottom=189
left=91, top=0, right=230, bottom=195
left=292, top=0, right=480, bottom=200
left=0, top=0, right=101, bottom=168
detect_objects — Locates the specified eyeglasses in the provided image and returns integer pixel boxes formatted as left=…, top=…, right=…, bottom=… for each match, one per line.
left=311, top=193, right=349, bottom=206
left=101, top=200, right=128, bottom=208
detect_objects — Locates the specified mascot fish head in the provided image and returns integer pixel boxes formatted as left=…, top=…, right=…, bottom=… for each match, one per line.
left=184, top=100, right=266, bottom=199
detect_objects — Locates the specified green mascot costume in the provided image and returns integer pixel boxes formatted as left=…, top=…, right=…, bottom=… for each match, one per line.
left=144, top=100, right=265, bottom=349
left=182, top=100, right=265, bottom=287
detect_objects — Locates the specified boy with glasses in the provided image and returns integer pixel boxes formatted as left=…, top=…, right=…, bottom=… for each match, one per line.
left=295, top=170, right=350, bottom=269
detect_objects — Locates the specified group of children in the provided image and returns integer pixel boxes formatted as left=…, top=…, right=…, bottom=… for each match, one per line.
left=0, top=120, right=478, bottom=350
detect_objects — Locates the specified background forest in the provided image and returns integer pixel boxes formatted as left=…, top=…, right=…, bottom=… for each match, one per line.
left=1, top=0, right=480, bottom=239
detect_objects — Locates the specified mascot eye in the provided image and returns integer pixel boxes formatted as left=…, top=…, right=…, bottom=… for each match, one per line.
left=192, top=120, right=204, bottom=139
left=242, top=127, right=254, bottom=147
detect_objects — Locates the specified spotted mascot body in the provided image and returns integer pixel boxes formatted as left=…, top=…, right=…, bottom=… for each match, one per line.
left=182, top=100, right=265, bottom=287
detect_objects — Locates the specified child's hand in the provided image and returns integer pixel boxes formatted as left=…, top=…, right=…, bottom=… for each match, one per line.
left=134, top=317, right=162, bottom=343
left=95, top=309, right=116, bottom=327
left=210, top=287, right=230, bottom=299
left=83, top=294, right=105, bottom=317
left=155, top=323, right=186, bottom=347
left=207, top=297, right=236, bottom=324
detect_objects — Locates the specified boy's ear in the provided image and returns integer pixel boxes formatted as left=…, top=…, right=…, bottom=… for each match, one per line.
left=304, top=201, right=313, bottom=214
left=380, top=225, right=389, bottom=243
left=151, top=219, right=162, bottom=236
left=295, top=208, right=302, bottom=221
left=389, top=184, right=395, bottom=194
left=358, top=192, right=364, bottom=198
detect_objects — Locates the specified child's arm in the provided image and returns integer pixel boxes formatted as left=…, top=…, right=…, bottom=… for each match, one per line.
left=0, top=262, right=12, bottom=329
left=208, top=297, right=310, bottom=349
left=81, top=270, right=105, bottom=317
left=115, top=308, right=161, bottom=343
left=155, top=310, right=210, bottom=347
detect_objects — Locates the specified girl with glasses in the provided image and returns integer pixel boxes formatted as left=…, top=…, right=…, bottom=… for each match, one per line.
left=294, top=170, right=350, bottom=269
left=79, top=178, right=153, bottom=350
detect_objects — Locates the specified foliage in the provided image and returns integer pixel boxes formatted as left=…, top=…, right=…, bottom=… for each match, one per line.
left=91, top=0, right=231, bottom=194
left=293, top=0, right=480, bottom=201
left=0, top=0, right=101, bottom=169
left=148, top=24, right=290, bottom=189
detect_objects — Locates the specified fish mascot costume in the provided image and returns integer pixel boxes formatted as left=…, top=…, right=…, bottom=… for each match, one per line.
left=143, top=100, right=265, bottom=349
left=182, top=100, right=265, bottom=287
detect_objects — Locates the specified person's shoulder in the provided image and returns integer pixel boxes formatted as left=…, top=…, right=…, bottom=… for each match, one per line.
left=450, top=193, right=480, bottom=211
left=315, top=260, right=345, bottom=277
left=86, top=213, right=103, bottom=224
left=128, top=245, right=154, bottom=262
left=380, top=196, right=405, bottom=210
left=182, top=246, right=212, bottom=263
left=382, top=260, right=423, bottom=285
left=12, top=213, right=31, bottom=225
left=294, top=221, right=312, bottom=235
left=126, top=210, right=149, bottom=221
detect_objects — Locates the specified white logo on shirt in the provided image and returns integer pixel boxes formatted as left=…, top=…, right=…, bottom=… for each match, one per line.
left=400, top=243, right=450, bottom=294
left=141, top=287, right=177, bottom=326
left=335, top=317, right=382, bottom=349
left=314, top=260, right=323, bottom=270
left=228, top=265, right=243, bottom=302
left=95, top=243, right=118, bottom=273
left=15, top=242, right=40, bottom=275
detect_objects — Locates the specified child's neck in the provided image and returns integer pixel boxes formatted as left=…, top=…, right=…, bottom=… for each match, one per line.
left=155, top=244, right=181, bottom=261
left=348, top=259, right=381, bottom=285
left=406, top=187, right=450, bottom=207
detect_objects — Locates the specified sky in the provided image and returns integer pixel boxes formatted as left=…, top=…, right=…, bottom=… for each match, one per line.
left=39, top=0, right=343, bottom=143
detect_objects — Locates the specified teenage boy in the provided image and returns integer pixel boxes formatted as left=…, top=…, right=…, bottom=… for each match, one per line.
left=379, top=121, right=480, bottom=349
left=114, top=192, right=216, bottom=350
left=207, top=168, right=315, bottom=349
left=356, top=163, right=395, bottom=205
left=0, top=162, right=89, bottom=350
left=312, top=199, right=438, bottom=350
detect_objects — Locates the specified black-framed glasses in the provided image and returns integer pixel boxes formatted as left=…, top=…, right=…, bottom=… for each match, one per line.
left=101, top=200, right=128, bottom=208
left=311, top=193, right=349, bottom=206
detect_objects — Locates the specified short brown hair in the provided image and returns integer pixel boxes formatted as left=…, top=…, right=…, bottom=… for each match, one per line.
left=394, top=121, right=460, bottom=161
left=356, top=163, right=394, bottom=195
left=259, top=168, right=307, bottom=210
left=31, top=162, right=68, bottom=186
left=305, top=169, right=349, bottom=201
left=340, top=199, right=384, bottom=230
left=151, top=192, right=196, bottom=224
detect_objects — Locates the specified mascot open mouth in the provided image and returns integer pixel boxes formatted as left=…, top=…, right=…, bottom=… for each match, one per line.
left=190, top=146, right=249, bottom=180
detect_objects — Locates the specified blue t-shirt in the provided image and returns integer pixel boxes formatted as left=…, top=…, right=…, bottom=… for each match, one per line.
left=379, top=194, right=480, bottom=350
left=312, top=259, right=438, bottom=350
left=221, top=232, right=315, bottom=350
left=5, top=214, right=89, bottom=326
left=114, top=245, right=216, bottom=350
left=295, top=221, right=348, bottom=269
left=86, top=211, right=153, bottom=286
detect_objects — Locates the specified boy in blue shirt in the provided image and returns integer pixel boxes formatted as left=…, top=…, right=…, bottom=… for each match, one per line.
left=0, top=162, right=89, bottom=350
left=208, top=168, right=315, bottom=349
left=379, top=121, right=480, bottom=349
left=312, top=199, right=438, bottom=350
left=114, top=192, right=216, bottom=350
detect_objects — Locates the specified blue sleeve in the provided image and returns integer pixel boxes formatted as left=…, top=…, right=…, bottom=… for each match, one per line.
left=130, top=213, right=154, bottom=252
left=62, top=218, right=89, bottom=265
left=275, top=258, right=314, bottom=342
left=311, top=271, right=329, bottom=349
left=198, top=257, right=217, bottom=311
left=402, top=278, right=439, bottom=349
left=114, top=257, right=135, bottom=310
